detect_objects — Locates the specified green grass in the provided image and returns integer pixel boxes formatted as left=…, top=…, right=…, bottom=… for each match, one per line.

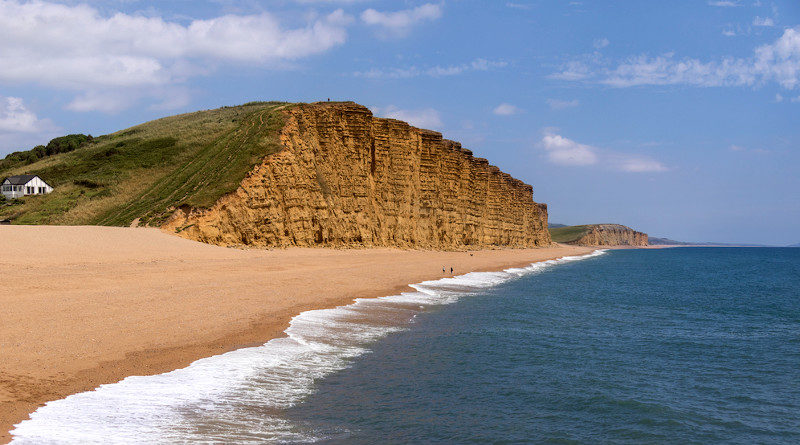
left=548, top=225, right=590, bottom=243
left=0, top=101, right=291, bottom=226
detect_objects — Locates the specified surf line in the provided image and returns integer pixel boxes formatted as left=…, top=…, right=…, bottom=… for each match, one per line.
left=11, top=249, right=607, bottom=444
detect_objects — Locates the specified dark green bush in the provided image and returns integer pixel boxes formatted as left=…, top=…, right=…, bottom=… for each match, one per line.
left=0, top=134, right=94, bottom=170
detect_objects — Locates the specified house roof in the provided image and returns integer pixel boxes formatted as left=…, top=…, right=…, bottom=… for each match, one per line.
left=3, top=175, right=39, bottom=185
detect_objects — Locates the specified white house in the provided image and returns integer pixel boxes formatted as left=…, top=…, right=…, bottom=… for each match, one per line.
left=1, top=175, right=53, bottom=199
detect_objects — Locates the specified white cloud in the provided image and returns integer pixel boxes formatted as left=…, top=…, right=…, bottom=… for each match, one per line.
left=0, top=96, right=50, bottom=133
left=722, top=28, right=736, bottom=37
left=549, top=60, right=592, bottom=81
left=294, top=0, right=367, bottom=3
left=361, top=3, right=442, bottom=36
left=613, top=156, right=668, bottom=172
left=540, top=131, right=667, bottom=172
left=708, top=0, right=741, bottom=6
left=493, top=103, right=521, bottom=116
left=62, top=85, right=194, bottom=114
left=0, top=0, right=352, bottom=111
left=601, top=54, right=757, bottom=87
left=541, top=132, right=598, bottom=166
left=729, top=144, right=771, bottom=154
left=547, top=98, right=579, bottom=110
left=753, top=16, right=775, bottom=27
left=65, top=90, right=139, bottom=114
left=370, top=105, right=443, bottom=129
left=593, top=38, right=610, bottom=49
left=0, top=96, right=59, bottom=154
left=506, top=3, right=532, bottom=10
left=354, top=58, right=506, bottom=79
left=553, top=27, right=800, bottom=91
left=792, top=96, right=800, bottom=103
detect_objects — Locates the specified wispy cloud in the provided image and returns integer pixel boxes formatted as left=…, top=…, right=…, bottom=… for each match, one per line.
left=752, top=16, right=774, bottom=27
left=547, top=98, right=579, bottom=110
left=551, top=26, right=800, bottom=90
left=506, top=2, right=532, bottom=10
left=361, top=3, right=442, bottom=36
left=540, top=131, right=667, bottom=172
left=355, top=58, right=507, bottom=79
left=370, top=105, right=443, bottom=129
left=612, top=156, right=669, bottom=172
left=593, top=38, right=610, bottom=49
left=730, top=144, right=772, bottom=154
left=708, top=0, right=741, bottom=6
left=493, top=103, right=522, bottom=116
left=550, top=60, right=593, bottom=81
left=294, top=0, right=368, bottom=3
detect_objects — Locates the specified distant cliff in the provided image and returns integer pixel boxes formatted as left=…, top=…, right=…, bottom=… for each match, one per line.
left=165, top=102, right=551, bottom=249
left=549, top=224, right=648, bottom=247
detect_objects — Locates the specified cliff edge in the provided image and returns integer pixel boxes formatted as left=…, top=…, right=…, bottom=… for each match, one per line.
left=164, top=102, right=551, bottom=249
left=549, top=224, right=648, bottom=247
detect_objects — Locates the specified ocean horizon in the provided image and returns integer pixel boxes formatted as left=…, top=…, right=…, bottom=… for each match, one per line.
left=11, top=247, right=800, bottom=444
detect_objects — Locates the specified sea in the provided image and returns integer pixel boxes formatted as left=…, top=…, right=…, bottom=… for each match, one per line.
left=10, top=247, right=800, bottom=444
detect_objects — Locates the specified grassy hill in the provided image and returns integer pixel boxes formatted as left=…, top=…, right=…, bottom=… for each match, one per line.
left=548, top=225, right=590, bottom=243
left=0, top=101, right=289, bottom=226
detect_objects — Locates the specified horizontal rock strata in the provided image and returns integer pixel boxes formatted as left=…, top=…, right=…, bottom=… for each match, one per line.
left=165, top=102, right=551, bottom=249
left=572, top=224, right=648, bottom=247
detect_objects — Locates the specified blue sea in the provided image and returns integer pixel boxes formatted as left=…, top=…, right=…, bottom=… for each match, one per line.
left=11, top=248, right=800, bottom=444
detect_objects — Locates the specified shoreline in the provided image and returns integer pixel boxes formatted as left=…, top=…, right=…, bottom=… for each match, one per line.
left=0, top=226, right=595, bottom=442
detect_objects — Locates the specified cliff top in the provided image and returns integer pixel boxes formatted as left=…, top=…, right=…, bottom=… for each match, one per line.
left=549, top=224, right=644, bottom=244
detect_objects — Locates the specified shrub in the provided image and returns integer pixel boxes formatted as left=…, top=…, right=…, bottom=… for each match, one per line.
left=0, top=134, right=94, bottom=170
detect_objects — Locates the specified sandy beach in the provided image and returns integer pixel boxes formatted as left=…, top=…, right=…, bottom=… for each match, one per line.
left=0, top=225, right=593, bottom=441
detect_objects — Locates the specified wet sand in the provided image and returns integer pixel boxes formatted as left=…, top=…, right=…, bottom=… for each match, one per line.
left=0, top=225, right=593, bottom=442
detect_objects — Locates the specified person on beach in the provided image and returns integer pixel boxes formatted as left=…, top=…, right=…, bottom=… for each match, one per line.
left=443, top=266, right=445, bottom=273
left=450, top=267, right=454, bottom=274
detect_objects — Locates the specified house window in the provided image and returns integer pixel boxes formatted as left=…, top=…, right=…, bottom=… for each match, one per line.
left=26, top=186, right=33, bottom=194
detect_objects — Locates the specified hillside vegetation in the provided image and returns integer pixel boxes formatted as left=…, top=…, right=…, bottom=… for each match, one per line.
left=548, top=225, right=590, bottom=243
left=0, top=134, right=95, bottom=171
left=0, top=102, right=289, bottom=226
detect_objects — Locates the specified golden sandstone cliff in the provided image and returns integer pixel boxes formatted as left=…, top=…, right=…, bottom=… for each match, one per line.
left=572, top=224, right=648, bottom=247
left=164, top=102, right=551, bottom=249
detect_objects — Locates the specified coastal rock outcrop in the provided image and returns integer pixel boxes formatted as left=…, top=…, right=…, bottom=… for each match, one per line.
left=571, top=224, right=648, bottom=247
left=164, top=102, right=551, bottom=249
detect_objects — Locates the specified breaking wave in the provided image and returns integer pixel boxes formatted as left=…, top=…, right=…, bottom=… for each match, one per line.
left=10, top=250, right=607, bottom=444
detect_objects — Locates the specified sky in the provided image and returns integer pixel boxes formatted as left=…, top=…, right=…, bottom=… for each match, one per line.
left=0, top=0, right=798, bottom=245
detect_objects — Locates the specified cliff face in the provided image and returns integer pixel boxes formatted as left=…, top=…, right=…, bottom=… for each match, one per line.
left=573, top=224, right=648, bottom=247
left=164, top=102, right=551, bottom=249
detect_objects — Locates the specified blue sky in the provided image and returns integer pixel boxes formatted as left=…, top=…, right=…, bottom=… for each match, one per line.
left=0, top=0, right=798, bottom=244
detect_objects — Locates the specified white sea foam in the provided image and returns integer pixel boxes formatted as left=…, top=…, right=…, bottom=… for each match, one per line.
left=10, top=249, right=607, bottom=444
